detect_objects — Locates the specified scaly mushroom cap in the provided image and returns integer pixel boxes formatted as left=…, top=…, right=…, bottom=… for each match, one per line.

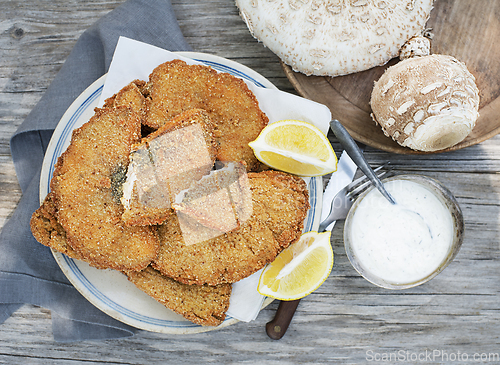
left=235, top=0, right=435, bottom=76
left=370, top=54, right=480, bottom=152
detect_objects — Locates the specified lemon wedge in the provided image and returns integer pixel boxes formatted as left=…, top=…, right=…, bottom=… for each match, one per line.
left=258, top=231, right=333, bottom=301
left=249, top=120, right=337, bottom=177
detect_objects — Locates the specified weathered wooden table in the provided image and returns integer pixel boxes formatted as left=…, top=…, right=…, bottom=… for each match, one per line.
left=1, top=1, right=499, bottom=363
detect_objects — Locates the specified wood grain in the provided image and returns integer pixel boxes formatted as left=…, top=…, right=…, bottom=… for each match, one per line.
left=1, top=0, right=500, bottom=363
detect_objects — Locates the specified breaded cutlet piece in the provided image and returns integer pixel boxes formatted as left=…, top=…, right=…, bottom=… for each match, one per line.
left=246, top=170, right=310, bottom=248
left=30, top=192, right=113, bottom=270
left=103, top=80, right=147, bottom=115
left=152, top=170, right=310, bottom=286
left=127, top=266, right=231, bottom=327
left=121, top=109, right=218, bottom=226
left=143, top=60, right=269, bottom=171
left=49, top=106, right=159, bottom=272
left=103, top=80, right=156, bottom=135
left=171, top=162, right=250, bottom=239
left=172, top=171, right=238, bottom=237
left=30, top=193, right=84, bottom=262
left=153, top=215, right=280, bottom=286
left=30, top=192, right=230, bottom=327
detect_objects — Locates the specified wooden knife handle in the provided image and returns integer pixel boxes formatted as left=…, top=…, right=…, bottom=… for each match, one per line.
left=265, top=299, right=301, bottom=340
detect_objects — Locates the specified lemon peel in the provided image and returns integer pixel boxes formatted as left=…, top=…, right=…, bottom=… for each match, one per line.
left=257, top=231, right=333, bottom=301
left=249, top=120, right=337, bottom=177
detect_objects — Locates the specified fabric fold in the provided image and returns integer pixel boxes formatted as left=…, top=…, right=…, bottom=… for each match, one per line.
left=0, top=0, right=191, bottom=341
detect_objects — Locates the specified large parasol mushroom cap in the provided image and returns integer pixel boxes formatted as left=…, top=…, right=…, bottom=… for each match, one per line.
left=370, top=54, right=480, bottom=152
left=235, top=0, right=435, bottom=76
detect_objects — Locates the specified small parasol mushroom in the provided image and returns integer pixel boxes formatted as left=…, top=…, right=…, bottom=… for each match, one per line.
left=370, top=37, right=480, bottom=152
left=235, top=0, right=435, bottom=76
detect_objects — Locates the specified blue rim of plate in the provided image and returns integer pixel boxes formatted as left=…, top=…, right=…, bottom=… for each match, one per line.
left=40, top=52, right=322, bottom=333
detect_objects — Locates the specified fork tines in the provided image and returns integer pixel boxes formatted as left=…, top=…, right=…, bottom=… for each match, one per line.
left=345, top=163, right=393, bottom=202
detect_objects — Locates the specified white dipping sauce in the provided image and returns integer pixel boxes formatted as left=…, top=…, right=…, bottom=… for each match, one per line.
left=349, top=179, right=454, bottom=285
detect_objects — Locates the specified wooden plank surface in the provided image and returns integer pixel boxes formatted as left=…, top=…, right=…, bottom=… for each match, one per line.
left=1, top=0, right=500, bottom=364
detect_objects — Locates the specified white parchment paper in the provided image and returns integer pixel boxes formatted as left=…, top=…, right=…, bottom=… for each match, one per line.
left=102, top=37, right=346, bottom=323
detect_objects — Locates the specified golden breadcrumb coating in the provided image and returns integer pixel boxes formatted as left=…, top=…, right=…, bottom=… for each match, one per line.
left=152, top=171, right=310, bottom=285
left=121, top=109, right=217, bottom=226
left=30, top=196, right=231, bottom=326
left=30, top=192, right=87, bottom=264
left=49, top=106, right=159, bottom=272
left=127, top=266, right=231, bottom=327
left=247, top=170, right=310, bottom=247
left=144, top=59, right=268, bottom=171
left=29, top=65, right=307, bottom=327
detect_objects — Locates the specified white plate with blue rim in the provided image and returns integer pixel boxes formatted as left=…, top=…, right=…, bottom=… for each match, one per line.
left=39, top=52, right=323, bottom=334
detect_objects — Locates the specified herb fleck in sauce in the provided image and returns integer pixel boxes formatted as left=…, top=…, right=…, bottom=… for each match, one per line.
left=349, top=179, right=453, bottom=285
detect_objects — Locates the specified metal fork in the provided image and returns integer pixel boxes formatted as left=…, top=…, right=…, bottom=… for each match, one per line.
left=265, top=163, right=392, bottom=340
left=318, top=164, right=392, bottom=232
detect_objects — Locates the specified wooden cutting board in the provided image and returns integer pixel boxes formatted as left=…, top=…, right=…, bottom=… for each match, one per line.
left=283, top=0, right=500, bottom=154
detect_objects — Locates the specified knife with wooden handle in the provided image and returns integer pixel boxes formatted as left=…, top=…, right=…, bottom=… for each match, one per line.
left=266, top=299, right=301, bottom=340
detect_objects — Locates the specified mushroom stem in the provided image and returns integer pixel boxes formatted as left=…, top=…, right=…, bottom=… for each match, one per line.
left=399, top=34, right=432, bottom=60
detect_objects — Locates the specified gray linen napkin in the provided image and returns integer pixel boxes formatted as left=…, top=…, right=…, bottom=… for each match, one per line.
left=0, top=0, right=191, bottom=342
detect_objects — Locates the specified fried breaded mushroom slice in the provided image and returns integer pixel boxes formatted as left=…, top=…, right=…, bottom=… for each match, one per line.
left=170, top=161, right=250, bottom=239
left=30, top=192, right=113, bottom=270
left=153, top=214, right=280, bottom=286
left=103, top=80, right=147, bottom=114
left=246, top=170, right=310, bottom=248
left=30, top=193, right=84, bottom=262
left=50, top=106, right=159, bottom=272
left=144, top=60, right=269, bottom=171
left=152, top=170, right=310, bottom=286
left=103, top=79, right=157, bottom=135
left=121, top=109, right=218, bottom=226
left=30, top=195, right=229, bottom=326
left=127, top=266, right=231, bottom=327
